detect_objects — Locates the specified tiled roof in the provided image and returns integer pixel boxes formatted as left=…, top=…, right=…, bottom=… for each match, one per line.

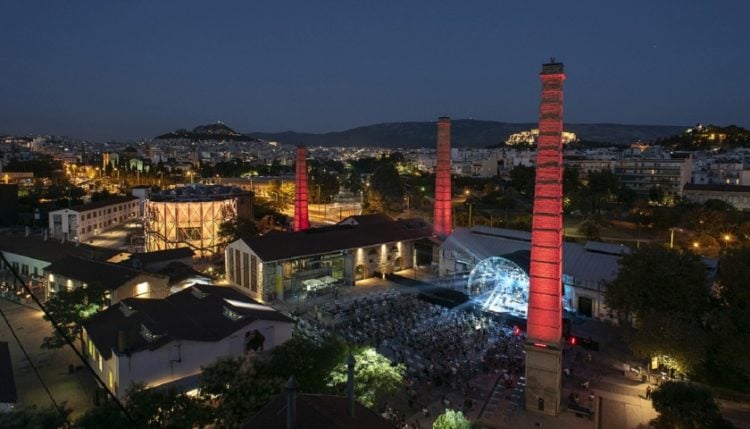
left=83, top=284, right=293, bottom=359
left=0, top=235, right=119, bottom=264
left=241, top=214, right=432, bottom=262
left=44, top=256, right=157, bottom=290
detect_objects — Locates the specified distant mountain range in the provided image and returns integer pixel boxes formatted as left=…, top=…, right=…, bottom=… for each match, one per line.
left=157, top=120, right=686, bottom=148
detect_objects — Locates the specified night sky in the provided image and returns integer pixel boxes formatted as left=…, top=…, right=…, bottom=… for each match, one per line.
left=1, top=1, right=748, bottom=141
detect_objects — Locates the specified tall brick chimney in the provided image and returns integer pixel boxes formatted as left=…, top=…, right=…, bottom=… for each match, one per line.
left=524, top=60, right=566, bottom=417
left=294, top=146, right=310, bottom=231
left=433, top=117, right=452, bottom=238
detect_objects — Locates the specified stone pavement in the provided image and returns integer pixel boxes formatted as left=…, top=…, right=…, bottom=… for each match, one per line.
left=0, top=298, right=98, bottom=418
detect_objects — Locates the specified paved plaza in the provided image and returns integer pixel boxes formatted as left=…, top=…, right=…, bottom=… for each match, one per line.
left=277, top=270, right=747, bottom=429
left=0, top=297, right=98, bottom=418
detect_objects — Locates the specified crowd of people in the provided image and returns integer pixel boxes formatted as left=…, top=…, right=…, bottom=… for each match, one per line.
left=300, top=287, right=528, bottom=428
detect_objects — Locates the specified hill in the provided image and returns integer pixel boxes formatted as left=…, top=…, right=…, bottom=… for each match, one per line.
left=247, top=120, right=685, bottom=148
left=156, top=122, right=256, bottom=142
left=658, top=124, right=750, bottom=150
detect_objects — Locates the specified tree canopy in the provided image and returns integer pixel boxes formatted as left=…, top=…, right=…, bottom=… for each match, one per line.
left=650, top=382, right=735, bottom=429
left=367, top=162, right=404, bottom=216
left=432, top=408, right=472, bottom=429
left=605, top=246, right=710, bottom=373
left=42, top=285, right=108, bottom=350
left=328, top=347, right=405, bottom=408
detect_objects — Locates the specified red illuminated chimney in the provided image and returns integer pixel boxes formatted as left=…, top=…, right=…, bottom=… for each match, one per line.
left=294, top=146, right=310, bottom=231
left=433, top=117, right=452, bottom=237
left=524, top=60, right=566, bottom=416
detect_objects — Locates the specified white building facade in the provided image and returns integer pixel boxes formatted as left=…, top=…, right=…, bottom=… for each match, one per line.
left=48, top=196, right=140, bottom=242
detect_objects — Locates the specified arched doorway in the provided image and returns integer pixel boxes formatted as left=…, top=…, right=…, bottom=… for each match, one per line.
left=393, top=257, right=403, bottom=271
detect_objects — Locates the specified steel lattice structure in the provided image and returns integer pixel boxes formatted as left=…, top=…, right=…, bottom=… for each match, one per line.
left=145, top=195, right=238, bottom=258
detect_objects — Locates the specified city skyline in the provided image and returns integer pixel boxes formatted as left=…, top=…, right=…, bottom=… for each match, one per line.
left=2, top=0, right=750, bottom=141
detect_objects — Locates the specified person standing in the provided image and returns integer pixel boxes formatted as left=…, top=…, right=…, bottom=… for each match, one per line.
left=646, top=386, right=652, bottom=400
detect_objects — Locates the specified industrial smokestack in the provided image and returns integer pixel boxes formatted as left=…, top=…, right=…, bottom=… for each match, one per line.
left=347, top=353, right=355, bottom=417
left=286, top=376, right=298, bottom=429
left=433, top=117, right=452, bottom=238
left=294, top=146, right=310, bottom=232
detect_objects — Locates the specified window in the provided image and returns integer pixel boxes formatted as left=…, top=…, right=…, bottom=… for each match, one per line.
left=243, top=253, right=250, bottom=290
left=250, top=255, right=258, bottom=292
left=140, top=324, right=162, bottom=342
left=223, top=306, right=244, bottom=321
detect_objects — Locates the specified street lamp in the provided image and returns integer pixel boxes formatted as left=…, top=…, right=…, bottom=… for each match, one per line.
left=669, top=227, right=684, bottom=249
left=722, top=234, right=731, bottom=249
left=692, top=241, right=700, bottom=249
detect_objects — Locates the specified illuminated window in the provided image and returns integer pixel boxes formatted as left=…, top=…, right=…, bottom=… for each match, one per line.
left=135, top=282, right=149, bottom=297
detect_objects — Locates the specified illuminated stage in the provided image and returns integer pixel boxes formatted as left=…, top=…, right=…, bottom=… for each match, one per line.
left=467, top=250, right=572, bottom=319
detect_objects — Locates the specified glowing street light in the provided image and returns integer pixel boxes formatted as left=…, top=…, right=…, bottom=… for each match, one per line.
left=722, top=234, right=732, bottom=248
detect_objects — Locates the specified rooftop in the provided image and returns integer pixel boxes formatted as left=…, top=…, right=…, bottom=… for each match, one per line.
left=0, top=342, right=17, bottom=404
left=684, top=183, right=750, bottom=193
left=67, top=195, right=138, bottom=213
left=148, top=185, right=251, bottom=202
left=84, top=284, right=293, bottom=360
left=0, top=235, right=120, bottom=264
left=241, top=214, right=433, bottom=262
left=444, top=226, right=630, bottom=284
left=45, top=256, right=164, bottom=290
left=244, top=393, right=395, bottom=429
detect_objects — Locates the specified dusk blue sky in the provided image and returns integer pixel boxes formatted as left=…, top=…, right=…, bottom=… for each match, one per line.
left=1, top=1, right=748, bottom=141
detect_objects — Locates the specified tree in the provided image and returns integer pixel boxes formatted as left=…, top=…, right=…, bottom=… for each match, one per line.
left=605, top=246, right=711, bottom=374
left=509, top=166, right=535, bottom=198
left=705, top=247, right=750, bottom=388
left=578, top=219, right=601, bottom=241
left=433, top=409, right=471, bottom=429
left=267, top=179, right=294, bottom=212
left=219, top=218, right=258, bottom=243
left=0, top=405, right=70, bottom=429
left=267, top=336, right=347, bottom=393
left=123, top=384, right=211, bottom=429
left=327, top=347, right=405, bottom=408
left=200, top=357, right=283, bottom=427
left=74, top=401, right=131, bottom=429
left=650, top=382, right=735, bottom=429
left=367, top=162, right=404, bottom=216
left=42, top=285, right=107, bottom=351
left=587, top=168, right=619, bottom=213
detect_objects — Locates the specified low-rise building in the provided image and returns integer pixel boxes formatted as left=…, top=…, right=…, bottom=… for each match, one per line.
left=683, top=184, right=750, bottom=210
left=82, top=284, right=294, bottom=398
left=44, top=256, right=169, bottom=303
left=440, top=226, right=630, bottom=320
left=0, top=234, right=119, bottom=298
left=48, top=196, right=140, bottom=242
left=225, top=214, right=433, bottom=302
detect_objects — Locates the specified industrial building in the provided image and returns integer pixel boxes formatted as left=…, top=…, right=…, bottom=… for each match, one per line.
left=224, top=214, right=433, bottom=302
left=144, top=185, right=252, bottom=258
